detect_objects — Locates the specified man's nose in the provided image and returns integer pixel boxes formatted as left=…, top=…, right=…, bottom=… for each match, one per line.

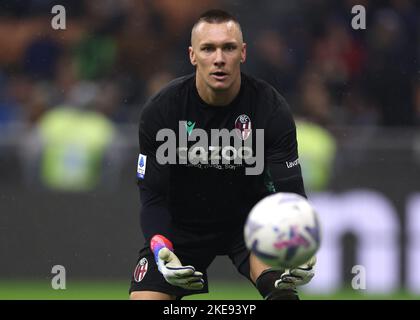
left=214, top=48, right=225, bottom=67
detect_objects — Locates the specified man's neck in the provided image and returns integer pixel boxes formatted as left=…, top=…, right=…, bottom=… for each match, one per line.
left=196, top=73, right=241, bottom=106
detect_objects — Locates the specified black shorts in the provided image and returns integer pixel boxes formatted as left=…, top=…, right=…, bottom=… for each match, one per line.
left=129, top=222, right=252, bottom=299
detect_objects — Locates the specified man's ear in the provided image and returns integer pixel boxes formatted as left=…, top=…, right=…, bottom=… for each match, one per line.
left=189, top=46, right=197, bottom=66
left=241, top=42, right=247, bottom=63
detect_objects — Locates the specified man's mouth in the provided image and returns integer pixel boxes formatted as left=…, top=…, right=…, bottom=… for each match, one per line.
left=211, top=71, right=228, bottom=81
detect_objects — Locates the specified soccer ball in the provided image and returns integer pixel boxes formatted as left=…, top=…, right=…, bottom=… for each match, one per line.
left=244, top=192, right=321, bottom=269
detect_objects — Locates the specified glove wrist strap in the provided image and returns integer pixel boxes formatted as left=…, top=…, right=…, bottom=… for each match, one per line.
left=255, top=268, right=299, bottom=300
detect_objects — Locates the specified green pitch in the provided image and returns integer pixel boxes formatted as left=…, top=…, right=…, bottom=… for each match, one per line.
left=0, top=280, right=418, bottom=300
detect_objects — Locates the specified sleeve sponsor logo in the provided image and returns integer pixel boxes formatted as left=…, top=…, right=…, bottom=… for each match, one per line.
left=286, top=158, right=299, bottom=169
left=137, top=154, right=147, bottom=179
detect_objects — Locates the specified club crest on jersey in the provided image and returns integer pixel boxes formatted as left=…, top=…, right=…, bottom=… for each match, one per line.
left=235, top=114, right=252, bottom=140
left=133, top=258, right=148, bottom=282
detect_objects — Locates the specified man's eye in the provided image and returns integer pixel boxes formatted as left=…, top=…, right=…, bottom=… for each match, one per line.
left=225, top=45, right=236, bottom=51
left=202, top=47, right=213, bottom=52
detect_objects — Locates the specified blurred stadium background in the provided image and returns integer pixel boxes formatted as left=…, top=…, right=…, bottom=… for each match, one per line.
left=0, top=0, right=419, bottom=299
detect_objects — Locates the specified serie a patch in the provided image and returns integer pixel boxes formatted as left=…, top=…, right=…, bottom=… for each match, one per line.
left=137, top=154, right=147, bottom=179
left=133, top=257, right=148, bottom=282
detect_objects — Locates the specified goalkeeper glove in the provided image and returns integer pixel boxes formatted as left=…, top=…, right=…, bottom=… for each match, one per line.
left=274, top=256, right=316, bottom=290
left=150, top=234, right=204, bottom=290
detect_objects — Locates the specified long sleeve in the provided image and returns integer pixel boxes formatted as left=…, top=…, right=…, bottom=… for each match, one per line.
left=264, top=91, right=306, bottom=198
left=137, top=98, right=172, bottom=243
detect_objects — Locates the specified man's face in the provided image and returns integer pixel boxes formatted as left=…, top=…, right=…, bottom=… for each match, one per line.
left=189, top=21, right=246, bottom=91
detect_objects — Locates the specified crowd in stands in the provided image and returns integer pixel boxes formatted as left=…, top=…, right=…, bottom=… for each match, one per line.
left=0, top=0, right=418, bottom=129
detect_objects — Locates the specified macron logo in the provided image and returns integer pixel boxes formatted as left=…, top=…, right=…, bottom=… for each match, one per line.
left=286, top=159, right=299, bottom=169
left=185, top=121, right=196, bottom=136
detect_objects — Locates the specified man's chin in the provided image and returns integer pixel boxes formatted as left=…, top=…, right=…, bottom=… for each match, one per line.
left=208, top=80, right=231, bottom=91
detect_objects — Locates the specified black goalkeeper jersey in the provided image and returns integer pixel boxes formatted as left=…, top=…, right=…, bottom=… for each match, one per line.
left=137, top=72, right=305, bottom=242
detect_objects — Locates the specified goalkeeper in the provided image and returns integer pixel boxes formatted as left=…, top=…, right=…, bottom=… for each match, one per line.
left=129, top=10, right=315, bottom=300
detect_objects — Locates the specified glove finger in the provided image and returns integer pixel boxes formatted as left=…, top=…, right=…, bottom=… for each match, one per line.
left=294, top=265, right=313, bottom=272
left=158, top=248, right=172, bottom=262
left=290, top=268, right=314, bottom=279
left=165, top=264, right=195, bottom=272
left=187, top=282, right=204, bottom=290
left=274, top=279, right=295, bottom=290
left=173, top=276, right=204, bottom=285
left=281, top=272, right=300, bottom=282
left=306, top=256, right=317, bottom=267
left=281, top=275, right=299, bottom=284
left=183, top=278, right=205, bottom=290
left=166, top=274, right=204, bottom=288
left=166, top=266, right=196, bottom=277
left=285, top=272, right=302, bottom=280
